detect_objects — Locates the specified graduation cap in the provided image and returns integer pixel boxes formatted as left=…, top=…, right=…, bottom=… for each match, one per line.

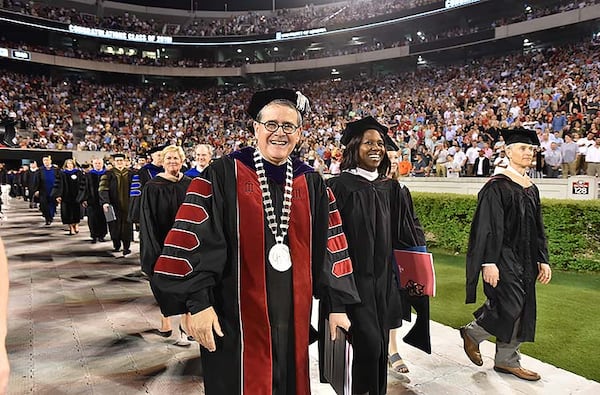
left=147, top=145, right=166, bottom=155
left=340, top=116, right=399, bottom=151
left=247, top=88, right=310, bottom=120
left=111, top=153, right=126, bottom=159
left=81, top=162, right=91, bottom=169
left=501, top=128, right=540, bottom=146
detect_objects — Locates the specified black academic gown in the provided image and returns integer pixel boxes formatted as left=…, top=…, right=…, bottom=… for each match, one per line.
left=325, top=172, right=418, bottom=395
left=53, top=169, right=83, bottom=225
left=28, top=169, right=39, bottom=204
left=152, top=147, right=359, bottom=395
left=465, top=174, right=549, bottom=343
left=393, top=183, right=432, bottom=354
left=128, top=163, right=163, bottom=223
left=139, top=174, right=192, bottom=276
left=79, top=169, right=108, bottom=240
left=99, top=168, right=134, bottom=250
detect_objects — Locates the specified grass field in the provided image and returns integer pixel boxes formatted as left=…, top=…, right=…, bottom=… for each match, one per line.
left=429, top=248, right=600, bottom=382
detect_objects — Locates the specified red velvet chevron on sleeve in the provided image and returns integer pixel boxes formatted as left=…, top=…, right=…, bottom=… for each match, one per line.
left=326, top=187, right=353, bottom=278
left=153, top=177, right=213, bottom=278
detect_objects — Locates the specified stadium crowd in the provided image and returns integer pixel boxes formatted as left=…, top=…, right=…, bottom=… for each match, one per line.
left=3, top=0, right=598, bottom=39
left=2, top=38, right=599, bottom=179
left=2, top=0, right=440, bottom=37
left=3, top=0, right=600, bottom=68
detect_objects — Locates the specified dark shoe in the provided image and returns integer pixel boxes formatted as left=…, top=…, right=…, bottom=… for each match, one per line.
left=113, top=246, right=121, bottom=252
left=91, top=238, right=97, bottom=244
left=98, top=237, right=106, bottom=242
left=459, top=327, right=483, bottom=366
left=494, top=365, right=541, bottom=381
left=155, top=329, right=173, bottom=337
left=122, top=249, right=131, bottom=256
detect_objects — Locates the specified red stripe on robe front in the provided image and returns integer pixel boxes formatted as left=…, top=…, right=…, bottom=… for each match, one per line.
left=236, top=161, right=312, bottom=395
left=288, top=175, right=312, bottom=395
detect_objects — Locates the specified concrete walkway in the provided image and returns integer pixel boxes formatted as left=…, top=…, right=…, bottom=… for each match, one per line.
left=1, top=197, right=598, bottom=394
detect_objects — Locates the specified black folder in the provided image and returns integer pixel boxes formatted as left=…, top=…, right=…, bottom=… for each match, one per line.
left=323, top=319, right=353, bottom=395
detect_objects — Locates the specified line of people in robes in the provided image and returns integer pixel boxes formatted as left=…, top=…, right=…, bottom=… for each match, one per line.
left=145, top=89, right=551, bottom=394
left=6, top=89, right=553, bottom=394
left=144, top=90, right=437, bottom=395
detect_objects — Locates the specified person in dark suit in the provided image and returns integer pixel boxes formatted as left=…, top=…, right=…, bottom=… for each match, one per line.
left=471, top=149, right=490, bottom=177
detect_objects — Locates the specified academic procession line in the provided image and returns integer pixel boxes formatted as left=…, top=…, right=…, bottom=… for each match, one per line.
left=1, top=198, right=598, bottom=394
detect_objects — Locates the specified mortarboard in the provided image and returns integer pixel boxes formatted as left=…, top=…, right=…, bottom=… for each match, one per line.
left=247, top=88, right=310, bottom=120
left=111, top=153, right=126, bottom=159
left=340, top=116, right=400, bottom=151
left=147, top=145, right=166, bottom=155
left=81, top=163, right=91, bottom=169
left=501, top=128, right=540, bottom=146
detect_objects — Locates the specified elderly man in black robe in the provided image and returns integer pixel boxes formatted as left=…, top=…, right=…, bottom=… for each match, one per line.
left=460, top=127, right=552, bottom=381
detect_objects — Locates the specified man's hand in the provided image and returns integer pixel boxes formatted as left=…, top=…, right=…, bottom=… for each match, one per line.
left=188, top=307, right=224, bottom=352
left=328, top=312, right=351, bottom=341
left=103, top=204, right=109, bottom=213
left=537, top=263, right=552, bottom=284
left=482, top=264, right=500, bottom=288
left=81, top=201, right=88, bottom=208
left=56, top=197, right=62, bottom=204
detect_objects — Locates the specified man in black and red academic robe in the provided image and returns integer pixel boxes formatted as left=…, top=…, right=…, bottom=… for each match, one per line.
left=152, top=89, right=360, bottom=395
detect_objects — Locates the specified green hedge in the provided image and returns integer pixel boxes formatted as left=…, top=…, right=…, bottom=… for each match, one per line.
left=412, top=192, right=600, bottom=272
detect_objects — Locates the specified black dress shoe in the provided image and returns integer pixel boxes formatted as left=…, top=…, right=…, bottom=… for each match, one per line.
left=113, top=247, right=121, bottom=252
left=151, top=329, right=172, bottom=337
left=122, top=249, right=131, bottom=256
left=91, top=238, right=97, bottom=244
left=459, top=327, right=483, bottom=366
left=98, top=237, right=106, bottom=242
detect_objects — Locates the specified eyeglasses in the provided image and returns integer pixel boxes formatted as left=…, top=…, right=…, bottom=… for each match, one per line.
left=256, top=120, right=299, bottom=134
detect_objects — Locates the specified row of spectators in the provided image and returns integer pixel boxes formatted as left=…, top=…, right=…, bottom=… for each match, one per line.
left=1, top=38, right=599, bottom=178
left=4, top=0, right=600, bottom=69
left=4, top=0, right=599, bottom=39
left=2, top=0, right=440, bottom=37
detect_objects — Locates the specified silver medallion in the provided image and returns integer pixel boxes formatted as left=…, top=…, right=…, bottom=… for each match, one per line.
left=268, top=243, right=292, bottom=272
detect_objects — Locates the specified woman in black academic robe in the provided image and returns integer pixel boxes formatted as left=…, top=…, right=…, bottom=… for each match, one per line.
left=139, top=145, right=192, bottom=345
left=325, top=116, right=417, bottom=395
left=52, top=159, right=82, bottom=235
